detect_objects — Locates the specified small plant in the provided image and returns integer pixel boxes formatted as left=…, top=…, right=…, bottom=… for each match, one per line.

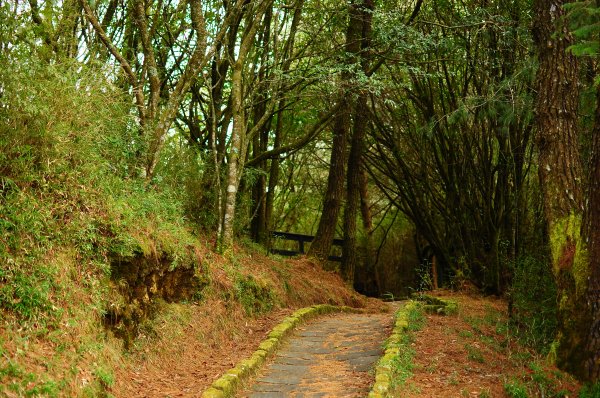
left=504, top=378, right=529, bottom=398
left=234, top=275, right=277, bottom=316
left=509, top=255, right=557, bottom=353
left=407, top=304, right=426, bottom=331
left=465, top=343, right=485, bottom=363
left=458, top=329, right=474, bottom=339
left=579, top=382, right=600, bottom=398
left=94, top=366, right=115, bottom=389
left=528, top=361, right=569, bottom=398
left=479, top=389, right=492, bottom=398
left=415, top=260, right=434, bottom=291
left=448, top=371, right=460, bottom=386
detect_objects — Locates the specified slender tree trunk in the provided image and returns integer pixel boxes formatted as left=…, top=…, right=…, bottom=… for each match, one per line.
left=532, top=0, right=590, bottom=379
left=342, top=95, right=367, bottom=283
left=218, top=0, right=273, bottom=251
left=250, top=8, right=272, bottom=245
left=220, top=61, right=245, bottom=251
left=265, top=102, right=285, bottom=247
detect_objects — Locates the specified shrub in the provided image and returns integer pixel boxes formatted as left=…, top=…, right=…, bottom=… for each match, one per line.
left=508, top=255, right=557, bottom=353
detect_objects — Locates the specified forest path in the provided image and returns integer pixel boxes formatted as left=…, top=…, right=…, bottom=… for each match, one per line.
left=238, top=307, right=398, bottom=398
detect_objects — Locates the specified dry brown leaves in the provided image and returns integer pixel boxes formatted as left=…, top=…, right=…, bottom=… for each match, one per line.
left=404, top=291, right=581, bottom=398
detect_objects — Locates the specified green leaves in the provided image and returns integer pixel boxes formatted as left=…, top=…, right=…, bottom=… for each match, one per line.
left=565, top=1, right=600, bottom=57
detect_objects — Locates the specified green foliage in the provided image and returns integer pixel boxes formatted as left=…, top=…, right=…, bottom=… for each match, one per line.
left=0, top=265, right=56, bottom=322
left=579, top=382, right=600, bottom=398
left=389, top=333, right=417, bottom=387
left=234, top=275, right=277, bottom=316
left=509, top=255, right=558, bottom=353
left=406, top=303, right=426, bottom=331
left=94, top=365, right=115, bottom=389
left=0, top=37, right=200, bottom=395
left=503, top=360, right=572, bottom=398
left=465, top=344, right=485, bottom=363
left=565, top=1, right=600, bottom=58
left=155, top=139, right=221, bottom=230
left=523, top=362, right=570, bottom=398
left=504, top=379, right=529, bottom=398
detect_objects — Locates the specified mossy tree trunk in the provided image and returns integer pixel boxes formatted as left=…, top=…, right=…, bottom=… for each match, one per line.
left=532, top=0, right=591, bottom=380
left=584, top=88, right=600, bottom=381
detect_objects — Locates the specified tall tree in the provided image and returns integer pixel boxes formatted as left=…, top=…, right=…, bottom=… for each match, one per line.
left=366, top=0, right=533, bottom=293
left=219, top=0, right=275, bottom=250
left=81, top=0, right=233, bottom=179
left=532, top=0, right=590, bottom=379
left=308, top=1, right=364, bottom=263
left=341, top=0, right=374, bottom=284
left=584, top=87, right=600, bottom=381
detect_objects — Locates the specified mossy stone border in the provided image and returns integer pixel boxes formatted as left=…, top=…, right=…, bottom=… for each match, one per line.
left=368, top=300, right=419, bottom=398
left=368, top=296, right=459, bottom=398
left=413, top=293, right=458, bottom=315
left=200, top=304, right=362, bottom=398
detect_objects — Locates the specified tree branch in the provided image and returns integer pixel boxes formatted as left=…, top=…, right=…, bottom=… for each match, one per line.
left=80, top=0, right=147, bottom=124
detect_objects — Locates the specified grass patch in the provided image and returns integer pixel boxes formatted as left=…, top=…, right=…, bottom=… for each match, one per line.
left=504, top=379, right=528, bottom=398
left=579, top=383, right=600, bottom=398
left=388, top=303, right=425, bottom=393
left=234, top=275, right=278, bottom=316
left=465, top=344, right=485, bottom=363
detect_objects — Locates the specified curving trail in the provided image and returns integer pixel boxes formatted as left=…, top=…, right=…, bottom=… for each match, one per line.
left=240, top=309, right=396, bottom=397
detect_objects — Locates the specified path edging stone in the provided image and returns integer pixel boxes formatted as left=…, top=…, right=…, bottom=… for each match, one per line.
left=368, top=300, right=419, bottom=398
left=200, top=304, right=363, bottom=398
left=414, top=294, right=458, bottom=315
left=368, top=295, right=459, bottom=398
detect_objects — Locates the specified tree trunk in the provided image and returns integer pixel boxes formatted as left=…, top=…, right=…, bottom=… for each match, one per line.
left=342, top=95, right=367, bottom=283
left=308, top=99, right=350, bottom=261
left=250, top=8, right=272, bottom=245
left=341, top=0, right=373, bottom=285
left=532, top=0, right=590, bottom=379
left=218, top=0, right=273, bottom=251
left=584, top=88, right=600, bottom=381
left=220, top=61, right=245, bottom=251
left=310, top=0, right=371, bottom=264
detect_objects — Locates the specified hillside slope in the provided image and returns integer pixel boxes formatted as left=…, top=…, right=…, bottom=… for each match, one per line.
left=0, top=58, right=374, bottom=397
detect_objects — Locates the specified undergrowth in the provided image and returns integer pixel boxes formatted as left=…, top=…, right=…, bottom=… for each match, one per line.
left=508, top=255, right=558, bottom=354
left=0, top=43, right=203, bottom=396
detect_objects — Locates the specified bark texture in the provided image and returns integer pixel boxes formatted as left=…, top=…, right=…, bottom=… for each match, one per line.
left=309, top=0, right=373, bottom=266
left=532, top=0, right=590, bottom=379
left=308, top=99, right=350, bottom=261
left=584, top=88, right=600, bottom=381
left=341, top=0, right=374, bottom=283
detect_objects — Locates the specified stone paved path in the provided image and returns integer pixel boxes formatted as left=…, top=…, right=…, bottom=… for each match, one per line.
left=240, top=310, right=395, bottom=398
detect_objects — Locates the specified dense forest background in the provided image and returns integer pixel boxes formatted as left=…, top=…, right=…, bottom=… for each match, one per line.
left=2, top=0, right=600, bottom=393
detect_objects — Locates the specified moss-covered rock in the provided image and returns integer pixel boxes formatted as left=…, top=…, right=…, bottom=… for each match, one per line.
left=201, top=387, right=225, bottom=398
left=212, top=374, right=239, bottom=395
